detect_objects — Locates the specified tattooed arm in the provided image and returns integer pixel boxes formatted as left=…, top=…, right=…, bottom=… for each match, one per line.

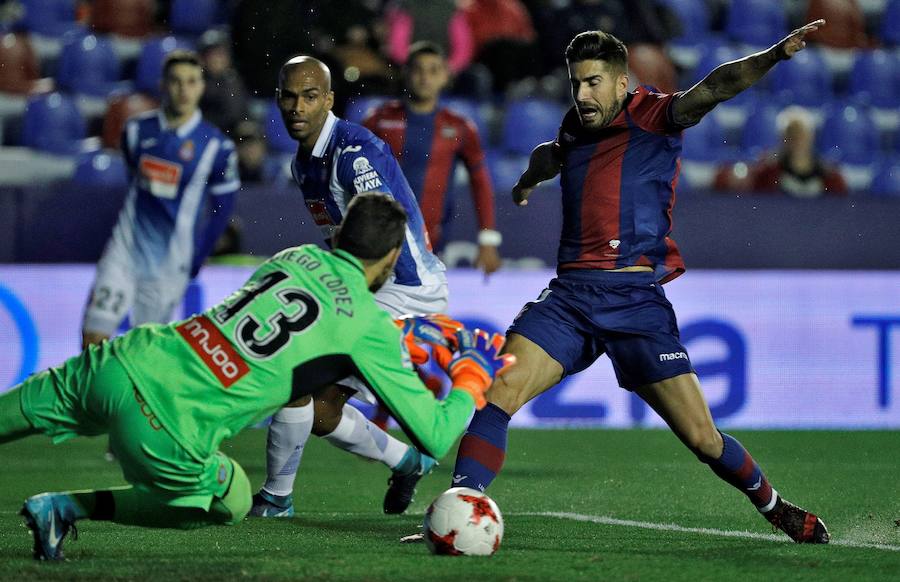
left=672, top=19, right=826, bottom=127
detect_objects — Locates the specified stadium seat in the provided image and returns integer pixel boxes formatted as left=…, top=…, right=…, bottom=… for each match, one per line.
left=881, top=0, right=900, bottom=46
left=740, top=105, right=782, bottom=158
left=769, top=49, right=833, bottom=107
left=170, top=0, right=219, bottom=36
left=692, top=43, right=755, bottom=107
left=628, top=44, right=677, bottom=94
left=441, top=97, right=491, bottom=142
left=0, top=33, right=42, bottom=94
left=344, top=95, right=388, bottom=125
left=17, top=0, right=81, bottom=37
left=21, top=92, right=86, bottom=154
left=816, top=105, right=878, bottom=164
left=56, top=33, right=123, bottom=97
left=134, top=37, right=194, bottom=97
left=655, top=0, right=712, bottom=45
left=869, top=158, right=900, bottom=197
left=485, top=150, right=529, bottom=193
left=72, top=150, right=128, bottom=187
left=501, top=98, right=566, bottom=156
left=263, top=100, right=297, bottom=154
left=682, top=113, right=732, bottom=162
left=805, top=0, right=868, bottom=49
left=101, top=92, right=158, bottom=148
left=90, top=0, right=154, bottom=38
left=850, top=50, right=899, bottom=109
left=725, top=0, right=787, bottom=47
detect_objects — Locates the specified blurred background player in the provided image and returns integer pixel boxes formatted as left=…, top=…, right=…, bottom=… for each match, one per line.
left=443, top=25, right=831, bottom=544
left=0, top=193, right=512, bottom=560
left=251, top=56, right=451, bottom=518
left=363, top=41, right=502, bottom=430
left=714, top=105, right=847, bottom=198
left=81, top=50, right=240, bottom=349
left=363, top=41, right=502, bottom=276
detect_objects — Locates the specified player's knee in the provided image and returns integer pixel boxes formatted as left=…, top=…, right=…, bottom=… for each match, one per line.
left=688, top=427, right=724, bottom=460
left=211, top=460, right=252, bottom=525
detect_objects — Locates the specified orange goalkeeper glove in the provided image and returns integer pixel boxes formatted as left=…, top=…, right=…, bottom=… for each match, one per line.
left=448, top=329, right=516, bottom=409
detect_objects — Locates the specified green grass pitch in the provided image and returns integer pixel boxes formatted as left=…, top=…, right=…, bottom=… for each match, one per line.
left=0, top=429, right=898, bottom=581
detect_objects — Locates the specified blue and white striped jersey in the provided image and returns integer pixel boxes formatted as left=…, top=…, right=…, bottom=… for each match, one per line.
left=109, top=110, right=240, bottom=278
left=290, top=112, right=445, bottom=287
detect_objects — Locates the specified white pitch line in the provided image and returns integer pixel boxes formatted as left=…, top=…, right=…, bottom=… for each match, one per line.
left=513, top=511, right=900, bottom=553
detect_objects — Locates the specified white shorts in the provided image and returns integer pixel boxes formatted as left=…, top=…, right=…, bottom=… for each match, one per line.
left=82, top=249, right=189, bottom=336
left=342, top=277, right=449, bottom=404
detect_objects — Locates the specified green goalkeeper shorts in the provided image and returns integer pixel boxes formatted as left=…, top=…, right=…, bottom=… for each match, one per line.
left=18, top=341, right=246, bottom=512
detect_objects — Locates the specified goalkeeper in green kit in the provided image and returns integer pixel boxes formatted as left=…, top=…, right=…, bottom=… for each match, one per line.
left=0, top=193, right=514, bottom=561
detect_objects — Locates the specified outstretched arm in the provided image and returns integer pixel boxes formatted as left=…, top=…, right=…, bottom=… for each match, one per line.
left=672, top=19, right=825, bottom=127
left=512, top=141, right=563, bottom=206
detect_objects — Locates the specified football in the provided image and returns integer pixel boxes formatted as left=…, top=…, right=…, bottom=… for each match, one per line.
left=423, top=487, right=504, bottom=556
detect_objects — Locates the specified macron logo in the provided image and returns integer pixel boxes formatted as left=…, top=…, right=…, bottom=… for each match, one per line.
left=659, top=351, right=688, bottom=362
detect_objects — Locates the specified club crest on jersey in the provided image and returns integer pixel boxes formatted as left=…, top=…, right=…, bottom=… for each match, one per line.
left=609, top=239, right=621, bottom=249
left=353, top=156, right=374, bottom=175
left=179, top=139, right=195, bottom=161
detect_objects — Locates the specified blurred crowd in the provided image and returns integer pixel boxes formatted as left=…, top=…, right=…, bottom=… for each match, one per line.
left=0, top=0, right=898, bottom=199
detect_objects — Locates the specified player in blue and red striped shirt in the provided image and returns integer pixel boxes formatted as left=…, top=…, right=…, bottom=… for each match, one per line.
left=448, top=23, right=831, bottom=544
left=363, top=42, right=501, bottom=275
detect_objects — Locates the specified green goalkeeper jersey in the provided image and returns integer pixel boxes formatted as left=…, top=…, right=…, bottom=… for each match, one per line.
left=113, top=244, right=475, bottom=462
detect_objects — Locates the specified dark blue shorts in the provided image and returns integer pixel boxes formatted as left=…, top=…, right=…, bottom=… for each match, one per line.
left=508, top=269, right=694, bottom=390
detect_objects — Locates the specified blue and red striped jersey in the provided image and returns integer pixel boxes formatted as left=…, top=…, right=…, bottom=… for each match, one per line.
left=555, top=86, right=688, bottom=283
left=363, top=100, right=495, bottom=247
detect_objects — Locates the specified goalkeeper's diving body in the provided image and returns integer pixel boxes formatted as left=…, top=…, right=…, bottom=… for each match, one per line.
left=0, top=193, right=514, bottom=561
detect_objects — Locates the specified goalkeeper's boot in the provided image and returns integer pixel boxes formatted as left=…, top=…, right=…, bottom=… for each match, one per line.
left=763, top=495, right=829, bottom=543
left=249, top=490, right=294, bottom=518
left=20, top=493, right=80, bottom=560
left=384, top=448, right=437, bottom=514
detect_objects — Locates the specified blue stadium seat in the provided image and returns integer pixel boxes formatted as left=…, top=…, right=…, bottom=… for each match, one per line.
left=73, top=151, right=128, bottom=187
left=21, top=92, right=86, bottom=155
left=725, top=0, right=787, bottom=47
left=656, top=0, right=712, bottom=45
left=740, top=105, right=782, bottom=158
left=170, top=0, right=218, bottom=36
left=17, top=0, right=82, bottom=37
left=682, top=113, right=732, bottom=162
left=344, top=96, right=388, bottom=124
left=869, top=158, right=900, bottom=196
left=816, top=105, right=878, bottom=164
left=135, top=36, right=194, bottom=97
left=56, top=33, right=124, bottom=97
left=485, top=150, right=529, bottom=193
left=691, top=42, right=754, bottom=104
left=263, top=100, right=297, bottom=154
left=501, top=98, right=566, bottom=156
left=882, top=0, right=900, bottom=46
left=850, top=50, right=899, bottom=108
left=441, top=97, right=491, bottom=142
left=769, top=49, right=833, bottom=107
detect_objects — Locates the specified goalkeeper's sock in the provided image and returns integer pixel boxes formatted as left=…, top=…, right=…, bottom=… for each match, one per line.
left=0, top=387, right=37, bottom=444
left=322, top=403, right=408, bottom=469
left=261, top=403, right=314, bottom=497
left=701, top=431, right=776, bottom=512
left=451, top=403, right=510, bottom=491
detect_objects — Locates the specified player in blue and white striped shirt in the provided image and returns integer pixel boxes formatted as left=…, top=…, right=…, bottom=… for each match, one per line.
left=82, top=51, right=240, bottom=348
left=251, top=56, right=448, bottom=518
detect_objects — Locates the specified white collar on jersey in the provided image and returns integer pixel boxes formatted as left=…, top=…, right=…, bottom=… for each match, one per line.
left=311, top=111, right=338, bottom=158
left=157, top=109, right=202, bottom=138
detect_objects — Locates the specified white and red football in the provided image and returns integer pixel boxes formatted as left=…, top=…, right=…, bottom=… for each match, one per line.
left=423, top=487, right=504, bottom=556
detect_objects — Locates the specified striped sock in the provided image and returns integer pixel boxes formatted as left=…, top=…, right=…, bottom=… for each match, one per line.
left=703, top=432, right=776, bottom=512
left=451, top=403, right=510, bottom=492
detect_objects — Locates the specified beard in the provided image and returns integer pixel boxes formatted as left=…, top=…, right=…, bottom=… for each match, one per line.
left=368, top=264, right=393, bottom=293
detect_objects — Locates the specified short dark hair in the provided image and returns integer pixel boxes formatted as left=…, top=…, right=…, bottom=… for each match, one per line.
left=407, top=41, right=446, bottom=67
left=334, top=193, right=408, bottom=261
left=565, top=31, right=628, bottom=73
left=162, top=50, right=203, bottom=78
